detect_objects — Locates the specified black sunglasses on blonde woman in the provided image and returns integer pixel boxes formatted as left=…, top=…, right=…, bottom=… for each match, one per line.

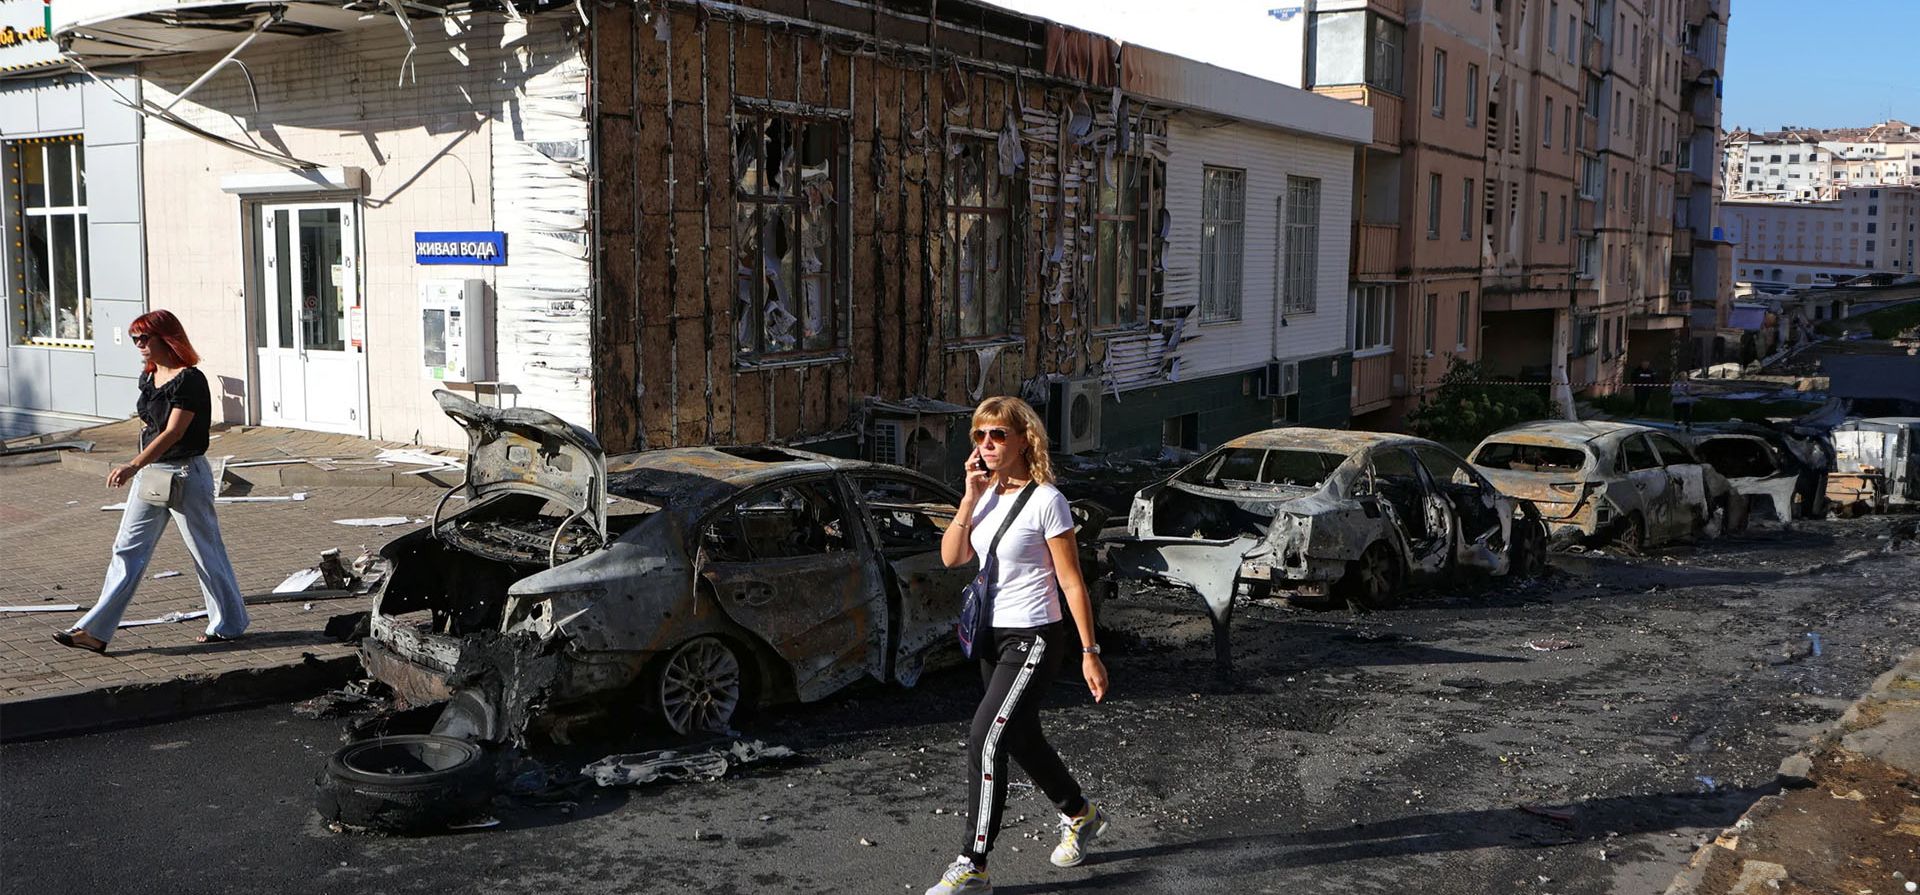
left=972, top=427, right=1011, bottom=444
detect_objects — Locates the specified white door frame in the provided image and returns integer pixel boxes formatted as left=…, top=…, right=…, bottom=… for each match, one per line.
left=252, top=199, right=368, bottom=436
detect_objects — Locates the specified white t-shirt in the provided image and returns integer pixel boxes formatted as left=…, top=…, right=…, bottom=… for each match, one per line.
left=968, top=482, right=1075, bottom=628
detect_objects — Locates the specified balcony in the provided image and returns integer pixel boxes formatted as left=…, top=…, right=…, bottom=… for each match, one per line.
left=1351, top=351, right=1394, bottom=415
left=1313, top=85, right=1403, bottom=148
left=1352, top=223, right=1400, bottom=278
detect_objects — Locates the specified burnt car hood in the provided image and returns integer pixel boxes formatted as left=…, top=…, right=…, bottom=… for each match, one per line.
left=434, top=389, right=607, bottom=541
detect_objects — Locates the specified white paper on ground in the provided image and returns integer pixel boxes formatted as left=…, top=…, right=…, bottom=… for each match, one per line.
left=151, top=570, right=182, bottom=579
left=332, top=516, right=412, bottom=527
left=118, top=609, right=208, bottom=628
left=0, top=604, right=82, bottom=613
left=273, top=568, right=324, bottom=594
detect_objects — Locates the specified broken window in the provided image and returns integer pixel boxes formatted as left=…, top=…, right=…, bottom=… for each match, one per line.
left=1198, top=166, right=1245, bottom=322
left=1093, top=152, right=1154, bottom=329
left=1696, top=438, right=1778, bottom=478
left=944, top=137, right=1015, bottom=341
left=703, top=480, right=850, bottom=562
left=733, top=113, right=843, bottom=360
left=1619, top=435, right=1662, bottom=473
left=1472, top=442, right=1588, bottom=472
left=1178, top=447, right=1345, bottom=490
left=11, top=136, right=91, bottom=345
left=1645, top=433, right=1697, bottom=466
left=853, top=476, right=958, bottom=552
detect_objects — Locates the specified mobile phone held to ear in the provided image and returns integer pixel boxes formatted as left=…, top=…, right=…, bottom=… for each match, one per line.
left=974, top=457, right=989, bottom=473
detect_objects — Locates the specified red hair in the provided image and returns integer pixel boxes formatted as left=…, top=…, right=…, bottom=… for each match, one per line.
left=129, top=309, right=200, bottom=373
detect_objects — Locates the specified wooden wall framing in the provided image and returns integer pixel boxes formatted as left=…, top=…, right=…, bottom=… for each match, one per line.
left=592, top=0, right=1170, bottom=451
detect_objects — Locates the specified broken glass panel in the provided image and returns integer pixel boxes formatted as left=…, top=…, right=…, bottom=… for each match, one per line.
left=984, top=214, right=1008, bottom=336
left=763, top=207, right=799, bottom=353
left=735, top=203, right=759, bottom=354
left=956, top=214, right=981, bottom=338
left=800, top=201, right=832, bottom=351
left=733, top=117, right=764, bottom=195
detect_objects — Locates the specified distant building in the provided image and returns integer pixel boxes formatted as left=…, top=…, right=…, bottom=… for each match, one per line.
left=1723, top=186, right=1920, bottom=289
left=1725, top=120, right=1920, bottom=201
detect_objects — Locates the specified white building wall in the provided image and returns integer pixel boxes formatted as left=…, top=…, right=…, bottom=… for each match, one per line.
left=140, top=13, right=589, bottom=447
left=1160, top=113, right=1354, bottom=380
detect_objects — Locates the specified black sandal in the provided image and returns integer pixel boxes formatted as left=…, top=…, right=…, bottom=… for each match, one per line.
left=53, top=630, right=109, bottom=654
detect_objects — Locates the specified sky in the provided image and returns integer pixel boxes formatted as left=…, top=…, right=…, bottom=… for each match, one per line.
left=1722, top=0, right=1920, bottom=131
left=981, top=0, right=1919, bottom=134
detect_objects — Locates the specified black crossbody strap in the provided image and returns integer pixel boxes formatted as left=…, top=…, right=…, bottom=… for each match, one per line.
left=982, top=482, right=1040, bottom=592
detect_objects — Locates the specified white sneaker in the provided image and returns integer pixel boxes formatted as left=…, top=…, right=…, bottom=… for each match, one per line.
left=1050, top=802, right=1111, bottom=867
left=924, top=857, right=992, bottom=895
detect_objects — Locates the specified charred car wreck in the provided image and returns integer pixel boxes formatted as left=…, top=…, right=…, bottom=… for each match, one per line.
left=362, top=392, right=1114, bottom=743
left=1107, top=429, right=1545, bottom=673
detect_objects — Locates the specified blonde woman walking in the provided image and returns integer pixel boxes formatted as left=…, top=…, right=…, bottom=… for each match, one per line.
left=923, top=396, right=1111, bottom=895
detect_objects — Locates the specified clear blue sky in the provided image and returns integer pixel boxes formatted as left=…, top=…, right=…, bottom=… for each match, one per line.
left=1723, top=0, right=1920, bottom=131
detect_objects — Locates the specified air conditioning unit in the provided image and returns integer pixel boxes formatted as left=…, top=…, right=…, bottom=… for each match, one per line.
left=1046, top=377, right=1103, bottom=455
left=868, top=419, right=906, bottom=466
left=1256, top=360, right=1300, bottom=398
left=1675, top=288, right=1693, bottom=303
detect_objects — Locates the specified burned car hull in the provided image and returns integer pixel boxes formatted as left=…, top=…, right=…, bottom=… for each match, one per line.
left=1110, top=429, right=1541, bottom=674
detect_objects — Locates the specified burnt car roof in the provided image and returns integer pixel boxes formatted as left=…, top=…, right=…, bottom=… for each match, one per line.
left=605, top=446, right=942, bottom=511
left=1221, top=427, right=1423, bottom=454
left=1481, top=420, right=1650, bottom=445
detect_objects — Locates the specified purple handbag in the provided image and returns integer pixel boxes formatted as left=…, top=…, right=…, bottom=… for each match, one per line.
left=956, top=483, right=1037, bottom=659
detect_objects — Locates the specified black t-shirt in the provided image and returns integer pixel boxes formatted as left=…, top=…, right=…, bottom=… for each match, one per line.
left=138, top=366, right=213, bottom=462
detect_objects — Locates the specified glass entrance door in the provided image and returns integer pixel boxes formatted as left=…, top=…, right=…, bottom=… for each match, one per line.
left=256, top=202, right=364, bottom=434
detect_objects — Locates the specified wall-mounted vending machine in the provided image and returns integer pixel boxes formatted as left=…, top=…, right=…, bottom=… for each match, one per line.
left=419, top=279, right=490, bottom=382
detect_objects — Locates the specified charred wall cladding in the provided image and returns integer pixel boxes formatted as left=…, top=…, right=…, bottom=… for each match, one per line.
left=590, top=2, right=1176, bottom=453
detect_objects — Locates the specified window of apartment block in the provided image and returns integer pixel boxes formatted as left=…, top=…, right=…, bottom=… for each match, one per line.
left=1578, top=236, right=1598, bottom=277
left=1543, top=98, right=1553, bottom=147
left=1427, top=173, right=1442, bottom=238
left=1424, top=292, right=1438, bottom=354
left=11, top=136, right=91, bottom=345
left=1465, top=65, right=1480, bottom=126
left=734, top=114, right=845, bottom=359
left=1537, top=191, right=1548, bottom=242
left=1284, top=177, right=1321, bottom=315
left=1868, top=222, right=1878, bottom=234
left=1563, top=107, right=1572, bottom=152
left=1461, top=177, right=1475, bottom=240
left=1350, top=285, right=1393, bottom=352
left=945, top=137, right=1015, bottom=340
left=1455, top=291, right=1470, bottom=350
left=1309, top=11, right=1403, bottom=94
left=1601, top=318, right=1614, bottom=360
left=1568, top=13, right=1578, bottom=59
left=1548, top=2, right=1560, bottom=52
left=1432, top=49, right=1447, bottom=116
left=1198, top=166, right=1246, bottom=322
left=1558, top=194, right=1568, bottom=243
left=1613, top=91, right=1622, bottom=134
left=1094, top=153, right=1155, bottom=329
left=1868, top=204, right=1879, bottom=215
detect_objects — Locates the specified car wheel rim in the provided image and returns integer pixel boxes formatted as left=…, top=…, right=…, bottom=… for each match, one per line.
left=1363, top=548, right=1394, bottom=599
left=661, top=638, right=741, bottom=736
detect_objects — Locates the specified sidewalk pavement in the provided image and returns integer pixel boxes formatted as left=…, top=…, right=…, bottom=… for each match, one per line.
left=17, top=419, right=464, bottom=489
left=0, top=424, right=454, bottom=741
left=1663, top=650, right=1920, bottom=894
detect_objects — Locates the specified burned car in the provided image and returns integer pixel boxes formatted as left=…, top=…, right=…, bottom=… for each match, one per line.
left=362, top=392, right=1105, bottom=742
left=1682, top=424, right=1829, bottom=522
left=1469, top=421, right=1745, bottom=551
left=1108, top=429, right=1546, bottom=672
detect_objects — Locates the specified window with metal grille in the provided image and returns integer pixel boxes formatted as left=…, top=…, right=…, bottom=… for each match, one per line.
left=1284, top=177, right=1321, bottom=315
left=10, top=136, right=90, bottom=346
left=1199, top=166, right=1246, bottom=322
left=733, top=113, right=844, bottom=360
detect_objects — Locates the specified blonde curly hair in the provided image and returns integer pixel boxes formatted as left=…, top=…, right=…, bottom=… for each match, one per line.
left=972, top=396, right=1055, bottom=485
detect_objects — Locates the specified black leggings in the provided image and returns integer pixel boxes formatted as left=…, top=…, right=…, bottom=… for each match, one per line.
left=960, top=623, right=1087, bottom=865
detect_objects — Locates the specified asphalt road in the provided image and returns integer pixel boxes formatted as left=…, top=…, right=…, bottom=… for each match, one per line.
left=5, top=516, right=1916, bottom=895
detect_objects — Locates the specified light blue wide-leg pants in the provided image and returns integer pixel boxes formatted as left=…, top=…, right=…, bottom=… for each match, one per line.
left=73, top=456, right=250, bottom=643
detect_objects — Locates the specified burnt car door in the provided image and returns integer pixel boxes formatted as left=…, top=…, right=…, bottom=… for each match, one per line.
left=1617, top=434, right=1677, bottom=538
left=846, top=473, right=973, bottom=686
left=1412, top=444, right=1507, bottom=571
left=1361, top=446, right=1452, bottom=574
left=1646, top=432, right=1710, bottom=532
left=698, top=477, right=886, bottom=701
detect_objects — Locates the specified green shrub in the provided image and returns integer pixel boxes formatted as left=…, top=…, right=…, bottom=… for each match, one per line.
left=1405, top=359, right=1553, bottom=444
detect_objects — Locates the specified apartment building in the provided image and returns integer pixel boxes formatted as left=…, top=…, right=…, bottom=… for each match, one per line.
left=1251, top=0, right=1718, bottom=422
left=1724, top=186, right=1920, bottom=289
left=1726, top=120, right=1920, bottom=200
left=1671, top=0, right=1734, bottom=367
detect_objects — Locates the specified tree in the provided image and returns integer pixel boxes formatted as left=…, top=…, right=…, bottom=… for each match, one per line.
left=1404, top=358, right=1551, bottom=444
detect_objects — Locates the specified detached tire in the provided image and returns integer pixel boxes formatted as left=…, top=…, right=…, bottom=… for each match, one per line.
left=315, top=734, right=494, bottom=834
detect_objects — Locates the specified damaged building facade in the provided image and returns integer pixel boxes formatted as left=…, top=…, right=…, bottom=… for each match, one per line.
left=588, top=0, right=1366, bottom=459
left=49, top=0, right=593, bottom=446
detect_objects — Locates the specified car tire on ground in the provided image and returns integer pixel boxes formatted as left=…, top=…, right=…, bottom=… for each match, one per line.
left=314, top=734, right=494, bottom=834
left=652, top=635, right=752, bottom=737
left=1511, top=512, right=1549, bottom=576
left=1616, top=512, right=1648, bottom=554
left=1339, top=542, right=1403, bottom=611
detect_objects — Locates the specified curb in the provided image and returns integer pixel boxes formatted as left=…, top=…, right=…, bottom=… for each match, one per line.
left=0, top=654, right=360, bottom=743
left=1660, top=649, right=1920, bottom=895
left=58, top=452, right=462, bottom=490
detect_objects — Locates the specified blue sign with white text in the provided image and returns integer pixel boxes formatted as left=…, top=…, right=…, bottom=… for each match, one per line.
left=415, top=231, right=508, bottom=266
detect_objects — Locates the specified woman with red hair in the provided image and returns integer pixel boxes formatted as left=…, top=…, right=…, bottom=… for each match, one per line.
left=54, top=310, right=249, bottom=654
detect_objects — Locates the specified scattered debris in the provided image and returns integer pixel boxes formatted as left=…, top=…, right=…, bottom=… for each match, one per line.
left=583, top=740, right=799, bottom=788
left=333, top=517, right=414, bottom=527
left=102, top=491, right=308, bottom=511
left=0, top=604, right=82, bottom=613
left=0, top=439, right=94, bottom=456
left=294, top=679, right=389, bottom=719
left=118, top=609, right=208, bottom=628
left=1777, top=753, right=1815, bottom=789
left=1696, top=775, right=1720, bottom=793
left=447, top=817, right=501, bottom=830
left=150, top=570, right=183, bottom=580
left=1526, top=638, right=1579, bottom=651
left=324, top=611, right=371, bottom=642
left=274, top=568, right=325, bottom=594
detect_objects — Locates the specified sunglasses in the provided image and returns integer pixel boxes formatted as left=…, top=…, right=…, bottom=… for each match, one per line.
left=130, top=333, right=151, bottom=346
left=970, top=426, right=1013, bottom=444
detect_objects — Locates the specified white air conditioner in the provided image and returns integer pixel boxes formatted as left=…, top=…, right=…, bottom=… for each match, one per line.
left=1675, top=288, right=1693, bottom=303
left=868, top=419, right=906, bottom=466
left=1256, top=360, right=1300, bottom=398
left=1047, top=377, right=1103, bottom=455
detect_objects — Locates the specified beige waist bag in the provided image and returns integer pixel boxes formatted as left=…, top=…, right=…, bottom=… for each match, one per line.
left=133, top=466, right=186, bottom=509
